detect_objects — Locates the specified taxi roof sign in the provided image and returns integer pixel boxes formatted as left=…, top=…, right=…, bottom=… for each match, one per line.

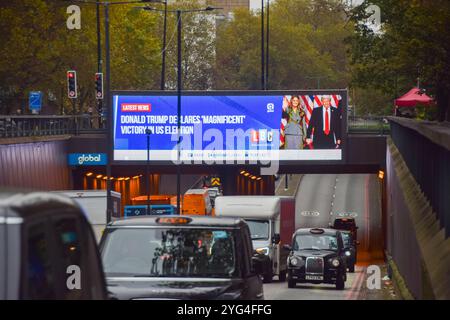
left=310, top=228, right=325, bottom=234
left=156, top=217, right=192, bottom=225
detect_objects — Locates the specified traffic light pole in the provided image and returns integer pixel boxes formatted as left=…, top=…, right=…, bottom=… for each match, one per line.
left=105, top=3, right=112, bottom=224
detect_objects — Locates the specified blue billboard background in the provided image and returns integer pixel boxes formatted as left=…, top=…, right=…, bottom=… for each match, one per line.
left=113, top=94, right=284, bottom=151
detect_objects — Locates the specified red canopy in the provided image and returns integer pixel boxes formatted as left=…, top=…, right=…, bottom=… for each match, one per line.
left=395, top=87, right=434, bottom=107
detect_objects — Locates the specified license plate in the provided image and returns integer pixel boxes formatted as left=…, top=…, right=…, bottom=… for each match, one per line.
left=305, top=275, right=323, bottom=281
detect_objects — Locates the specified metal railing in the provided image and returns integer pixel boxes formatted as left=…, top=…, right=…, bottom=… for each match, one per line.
left=347, top=116, right=391, bottom=135
left=0, top=115, right=390, bottom=139
left=0, top=115, right=106, bottom=138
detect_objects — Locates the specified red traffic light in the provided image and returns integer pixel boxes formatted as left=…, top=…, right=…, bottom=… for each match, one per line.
left=68, top=72, right=74, bottom=78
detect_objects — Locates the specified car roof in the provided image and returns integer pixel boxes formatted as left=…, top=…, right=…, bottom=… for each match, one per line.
left=108, top=215, right=247, bottom=228
left=294, top=228, right=341, bottom=236
left=0, top=191, right=82, bottom=219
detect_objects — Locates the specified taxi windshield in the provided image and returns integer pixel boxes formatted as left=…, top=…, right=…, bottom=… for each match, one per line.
left=101, top=228, right=236, bottom=278
left=293, top=234, right=338, bottom=251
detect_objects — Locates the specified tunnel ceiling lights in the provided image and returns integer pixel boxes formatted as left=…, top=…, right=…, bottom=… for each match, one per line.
left=87, top=172, right=143, bottom=181
left=239, top=170, right=262, bottom=181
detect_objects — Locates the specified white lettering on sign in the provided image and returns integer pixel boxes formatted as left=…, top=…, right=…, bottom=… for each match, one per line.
left=66, top=5, right=81, bottom=30
left=78, top=154, right=101, bottom=165
left=121, top=103, right=151, bottom=112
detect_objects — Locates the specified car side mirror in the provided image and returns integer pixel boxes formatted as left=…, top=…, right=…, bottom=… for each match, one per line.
left=273, top=233, right=281, bottom=245
left=283, top=244, right=292, bottom=251
left=251, top=256, right=264, bottom=275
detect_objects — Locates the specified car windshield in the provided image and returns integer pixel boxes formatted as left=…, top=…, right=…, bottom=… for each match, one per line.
left=245, top=220, right=269, bottom=240
left=293, top=234, right=338, bottom=251
left=341, top=233, right=353, bottom=247
left=101, top=228, right=236, bottom=278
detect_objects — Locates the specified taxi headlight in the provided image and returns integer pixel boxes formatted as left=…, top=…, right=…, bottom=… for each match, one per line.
left=345, top=251, right=351, bottom=257
left=290, top=257, right=299, bottom=266
left=331, top=258, right=340, bottom=267
left=256, top=247, right=270, bottom=256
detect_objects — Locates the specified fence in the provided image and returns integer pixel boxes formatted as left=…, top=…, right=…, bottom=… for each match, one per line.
left=0, top=115, right=105, bottom=138
left=1, top=115, right=390, bottom=139
left=348, top=116, right=390, bottom=135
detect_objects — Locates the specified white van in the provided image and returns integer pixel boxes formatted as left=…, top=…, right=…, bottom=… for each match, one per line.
left=51, top=190, right=121, bottom=242
left=214, top=196, right=290, bottom=283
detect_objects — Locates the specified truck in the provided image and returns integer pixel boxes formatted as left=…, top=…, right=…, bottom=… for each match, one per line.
left=182, top=189, right=213, bottom=216
left=214, top=196, right=296, bottom=283
left=51, top=190, right=121, bottom=242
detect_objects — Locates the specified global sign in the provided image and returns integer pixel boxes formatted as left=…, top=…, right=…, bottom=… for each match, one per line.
left=68, top=153, right=107, bottom=166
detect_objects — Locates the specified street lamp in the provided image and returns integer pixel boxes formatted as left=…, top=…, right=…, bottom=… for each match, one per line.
left=265, top=0, right=270, bottom=90
left=261, top=0, right=265, bottom=90
left=141, top=0, right=168, bottom=90
left=138, top=5, right=220, bottom=215
left=146, top=128, right=151, bottom=215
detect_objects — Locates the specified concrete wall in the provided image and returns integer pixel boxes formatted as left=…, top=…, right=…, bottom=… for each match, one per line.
left=386, top=141, right=425, bottom=298
left=387, top=138, right=450, bottom=299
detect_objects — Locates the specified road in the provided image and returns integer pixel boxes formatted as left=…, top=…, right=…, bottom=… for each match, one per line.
left=265, top=174, right=384, bottom=300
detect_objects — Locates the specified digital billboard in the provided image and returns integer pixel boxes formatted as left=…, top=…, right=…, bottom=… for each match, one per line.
left=112, top=91, right=347, bottom=164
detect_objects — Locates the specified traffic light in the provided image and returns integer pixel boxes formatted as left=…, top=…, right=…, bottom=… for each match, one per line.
left=67, top=70, right=77, bottom=99
left=95, top=73, right=104, bottom=100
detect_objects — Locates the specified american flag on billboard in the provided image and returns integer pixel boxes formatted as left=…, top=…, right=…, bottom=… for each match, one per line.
left=280, top=94, right=342, bottom=148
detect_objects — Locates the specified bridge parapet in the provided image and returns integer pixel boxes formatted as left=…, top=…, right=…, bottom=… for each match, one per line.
left=387, top=117, right=450, bottom=299
left=389, top=117, right=450, bottom=236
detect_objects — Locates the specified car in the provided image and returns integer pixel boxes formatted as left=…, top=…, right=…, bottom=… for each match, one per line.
left=0, top=191, right=108, bottom=300
left=285, top=228, right=347, bottom=290
left=99, top=215, right=265, bottom=300
left=340, top=231, right=359, bottom=273
left=332, top=217, right=358, bottom=241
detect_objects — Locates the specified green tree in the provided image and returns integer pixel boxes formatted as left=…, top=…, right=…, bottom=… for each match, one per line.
left=0, top=0, right=164, bottom=115
left=348, top=0, right=450, bottom=121
left=214, top=0, right=352, bottom=90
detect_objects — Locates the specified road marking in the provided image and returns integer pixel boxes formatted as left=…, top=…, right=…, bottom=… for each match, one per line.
left=364, top=175, right=371, bottom=250
left=346, top=266, right=365, bottom=300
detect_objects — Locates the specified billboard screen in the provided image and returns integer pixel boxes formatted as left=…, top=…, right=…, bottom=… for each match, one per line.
left=112, top=91, right=347, bottom=164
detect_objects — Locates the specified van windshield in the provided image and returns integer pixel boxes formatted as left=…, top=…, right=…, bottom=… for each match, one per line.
left=101, top=228, right=236, bottom=278
left=245, top=220, right=269, bottom=240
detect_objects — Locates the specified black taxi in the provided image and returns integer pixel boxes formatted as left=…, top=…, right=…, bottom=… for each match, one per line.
left=0, top=191, right=107, bottom=300
left=99, top=215, right=265, bottom=300
left=285, top=228, right=347, bottom=290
